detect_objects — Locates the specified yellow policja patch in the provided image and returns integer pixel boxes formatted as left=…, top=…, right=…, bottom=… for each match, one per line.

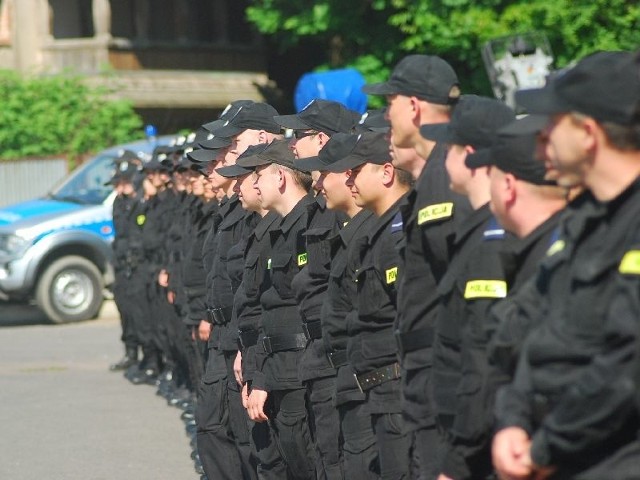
left=418, top=202, right=453, bottom=225
left=464, top=280, right=507, bottom=299
left=386, top=267, right=398, bottom=284
left=619, top=251, right=640, bottom=274
left=136, top=214, right=146, bottom=226
left=297, top=253, right=308, bottom=266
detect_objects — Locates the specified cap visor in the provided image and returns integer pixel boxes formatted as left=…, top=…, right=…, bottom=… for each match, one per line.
left=236, top=154, right=272, bottom=168
left=499, top=115, right=549, bottom=135
left=202, top=119, right=225, bottom=132
left=199, top=136, right=231, bottom=149
left=273, top=114, right=311, bottom=130
left=515, top=86, right=570, bottom=116
left=188, top=149, right=221, bottom=163
left=465, top=148, right=493, bottom=169
left=294, top=156, right=326, bottom=173
left=419, top=123, right=451, bottom=143
left=210, top=123, right=243, bottom=138
left=361, top=81, right=396, bottom=96
left=216, top=164, right=253, bottom=178
left=324, top=154, right=367, bottom=173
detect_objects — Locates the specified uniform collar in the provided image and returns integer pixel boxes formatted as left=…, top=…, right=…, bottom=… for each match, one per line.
left=253, top=210, right=280, bottom=241
left=278, top=193, right=316, bottom=234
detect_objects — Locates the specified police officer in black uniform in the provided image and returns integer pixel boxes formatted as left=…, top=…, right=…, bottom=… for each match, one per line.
left=362, top=55, right=471, bottom=478
left=492, top=50, right=640, bottom=480
left=420, top=95, right=515, bottom=478
left=296, top=134, right=379, bottom=478
left=241, top=139, right=318, bottom=479
left=274, top=99, right=359, bottom=480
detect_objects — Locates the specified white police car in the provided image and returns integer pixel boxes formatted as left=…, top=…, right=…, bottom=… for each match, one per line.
left=0, top=135, right=171, bottom=323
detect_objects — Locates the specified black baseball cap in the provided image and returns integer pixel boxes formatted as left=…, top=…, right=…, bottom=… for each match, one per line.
left=362, top=55, right=460, bottom=105
left=198, top=133, right=232, bottom=150
left=466, top=131, right=549, bottom=185
left=236, top=140, right=299, bottom=170
left=297, top=132, right=391, bottom=173
left=216, top=163, right=253, bottom=178
left=187, top=148, right=224, bottom=163
left=515, top=50, right=640, bottom=125
left=273, top=99, right=359, bottom=135
left=420, top=95, right=516, bottom=149
left=202, top=100, right=255, bottom=132
left=211, top=103, right=281, bottom=138
left=355, top=108, right=390, bottom=133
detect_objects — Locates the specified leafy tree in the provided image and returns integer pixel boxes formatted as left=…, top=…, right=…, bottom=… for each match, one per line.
left=0, top=70, right=143, bottom=161
left=247, top=0, right=640, bottom=101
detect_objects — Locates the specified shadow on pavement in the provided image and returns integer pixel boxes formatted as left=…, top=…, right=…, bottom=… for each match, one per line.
left=0, top=303, right=50, bottom=326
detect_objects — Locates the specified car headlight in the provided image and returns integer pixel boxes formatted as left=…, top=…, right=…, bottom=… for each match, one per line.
left=0, top=233, right=29, bottom=258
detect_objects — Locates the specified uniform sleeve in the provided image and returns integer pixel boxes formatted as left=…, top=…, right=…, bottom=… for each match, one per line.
left=529, top=271, right=640, bottom=467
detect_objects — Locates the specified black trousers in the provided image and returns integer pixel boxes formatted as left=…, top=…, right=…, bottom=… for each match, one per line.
left=339, top=400, right=379, bottom=479
left=371, top=412, right=411, bottom=480
left=196, top=347, right=244, bottom=479
left=268, top=388, right=317, bottom=480
left=307, top=376, right=343, bottom=479
left=112, top=270, right=140, bottom=350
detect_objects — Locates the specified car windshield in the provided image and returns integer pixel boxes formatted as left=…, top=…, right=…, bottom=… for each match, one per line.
left=48, top=154, right=117, bottom=205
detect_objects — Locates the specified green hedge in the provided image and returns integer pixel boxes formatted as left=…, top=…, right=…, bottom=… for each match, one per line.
left=0, top=70, right=143, bottom=162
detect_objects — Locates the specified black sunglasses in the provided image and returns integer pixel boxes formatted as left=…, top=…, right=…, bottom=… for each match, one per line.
left=292, top=130, right=319, bottom=140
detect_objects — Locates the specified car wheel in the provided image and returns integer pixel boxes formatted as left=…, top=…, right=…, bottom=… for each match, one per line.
left=36, top=255, right=104, bottom=324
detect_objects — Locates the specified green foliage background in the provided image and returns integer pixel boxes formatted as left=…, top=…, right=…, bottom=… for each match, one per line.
left=0, top=71, right=143, bottom=162
left=246, top=0, right=640, bottom=103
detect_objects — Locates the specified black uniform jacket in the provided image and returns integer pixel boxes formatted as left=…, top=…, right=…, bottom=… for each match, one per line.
left=322, top=209, right=375, bottom=406
left=255, top=194, right=316, bottom=391
left=496, top=179, right=640, bottom=477
left=348, top=195, right=406, bottom=414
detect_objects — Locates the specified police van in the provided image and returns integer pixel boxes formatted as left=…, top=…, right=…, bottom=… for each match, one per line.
left=0, top=136, right=170, bottom=324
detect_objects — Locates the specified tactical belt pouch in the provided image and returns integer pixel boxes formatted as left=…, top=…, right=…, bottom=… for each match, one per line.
left=207, top=306, right=233, bottom=324
left=354, top=362, right=401, bottom=393
left=302, top=319, right=323, bottom=340
left=262, top=333, right=307, bottom=354
left=238, top=329, right=259, bottom=349
left=394, top=328, right=434, bottom=356
left=327, top=349, right=348, bottom=369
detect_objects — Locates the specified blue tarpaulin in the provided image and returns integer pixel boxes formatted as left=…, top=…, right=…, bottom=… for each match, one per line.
left=294, top=68, right=368, bottom=114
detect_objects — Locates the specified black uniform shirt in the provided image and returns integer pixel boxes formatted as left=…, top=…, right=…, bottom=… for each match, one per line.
left=255, top=193, right=316, bottom=391
left=321, top=209, right=376, bottom=405
left=347, top=195, right=407, bottom=414
left=396, top=143, right=472, bottom=369
left=235, top=211, right=280, bottom=384
left=442, top=211, right=563, bottom=479
left=432, top=204, right=497, bottom=419
left=496, top=179, right=640, bottom=474
left=293, top=196, right=347, bottom=382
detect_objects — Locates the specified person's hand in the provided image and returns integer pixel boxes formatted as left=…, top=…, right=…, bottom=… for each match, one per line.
left=521, top=449, right=556, bottom=480
left=247, top=388, right=269, bottom=423
left=233, top=351, right=243, bottom=386
left=241, top=383, right=250, bottom=409
left=198, top=320, right=211, bottom=341
left=167, top=290, right=175, bottom=304
left=158, top=269, right=169, bottom=287
left=492, top=427, right=533, bottom=480
left=437, top=474, right=455, bottom=480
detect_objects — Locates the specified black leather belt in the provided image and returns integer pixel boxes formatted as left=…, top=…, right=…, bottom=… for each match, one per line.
left=354, top=362, right=401, bottom=392
left=262, top=333, right=307, bottom=354
left=302, top=320, right=323, bottom=340
left=394, top=328, right=434, bottom=356
left=238, top=329, right=259, bottom=349
left=327, top=350, right=348, bottom=369
left=206, top=306, right=233, bottom=325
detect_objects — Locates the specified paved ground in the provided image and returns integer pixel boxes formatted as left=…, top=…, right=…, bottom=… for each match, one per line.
left=0, top=301, right=198, bottom=480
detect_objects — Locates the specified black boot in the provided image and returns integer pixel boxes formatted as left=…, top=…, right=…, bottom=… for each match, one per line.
left=109, top=347, right=138, bottom=371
